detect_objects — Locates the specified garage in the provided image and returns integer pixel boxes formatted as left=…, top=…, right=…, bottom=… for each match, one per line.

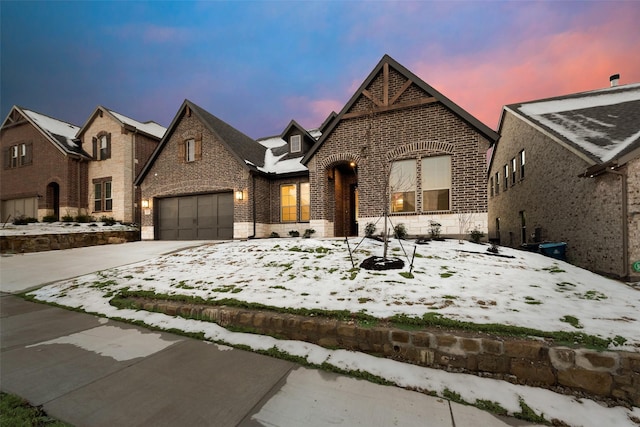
left=157, top=193, right=233, bottom=240
left=2, top=197, right=38, bottom=221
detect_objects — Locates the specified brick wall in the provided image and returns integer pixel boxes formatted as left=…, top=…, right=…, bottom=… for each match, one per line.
left=1, top=120, right=86, bottom=220
left=140, top=111, right=250, bottom=233
left=310, top=66, right=490, bottom=237
left=488, top=111, right=627, bottom=278
left=626, top=157, right=640, bottom=281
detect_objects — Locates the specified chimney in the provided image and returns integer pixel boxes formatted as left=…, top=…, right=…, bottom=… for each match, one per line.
left=610, top=74, right=620, bottom=87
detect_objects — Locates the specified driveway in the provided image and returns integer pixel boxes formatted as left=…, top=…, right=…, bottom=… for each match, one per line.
left=0, top=241, right=211, bottom=294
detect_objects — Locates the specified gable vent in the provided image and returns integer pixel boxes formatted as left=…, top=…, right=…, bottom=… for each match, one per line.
left=610, top=74, right=620, bottom=87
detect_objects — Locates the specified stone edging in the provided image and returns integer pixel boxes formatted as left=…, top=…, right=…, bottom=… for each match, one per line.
left=0, top=230, right=139, bottom=253
left=125, top=298, right=640, bottom=407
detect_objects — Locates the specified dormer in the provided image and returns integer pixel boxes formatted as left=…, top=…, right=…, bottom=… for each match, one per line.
left=280, top=120, right=317, bottom=157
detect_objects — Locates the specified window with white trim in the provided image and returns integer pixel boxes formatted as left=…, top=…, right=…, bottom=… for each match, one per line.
left=93, top=178, right=112, bottom=212
left=281, top=184, right=297, bottom=222
left=186, top=139, right=196, bottom=162
left=422, top=155, right=451, bottom=211
left=290, top=135, right=301, bottom=153
left=503, top=164, right=509, bottom=190
left=511, top=157, right=517, bottom=185
left=300, top=182, right=310, bottom=221
left=519, top=150, right=526, bottom=179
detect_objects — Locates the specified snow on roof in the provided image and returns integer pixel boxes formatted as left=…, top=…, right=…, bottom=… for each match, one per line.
left=23, top=109, right=80, bottom=149
left=108, top=109, right=166, bottom=139
left=515, top=83, right=640, bottom=163
left=308, top=128, right=322, bottom=140
left=254, top=136, right=308, bottom=174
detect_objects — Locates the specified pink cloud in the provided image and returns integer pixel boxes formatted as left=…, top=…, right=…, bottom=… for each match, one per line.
left=410, top=4, right=640, bottom=130
left=284, top=96, right=344, bottom=130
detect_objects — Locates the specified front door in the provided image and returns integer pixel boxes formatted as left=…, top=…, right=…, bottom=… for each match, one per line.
left=332, top=162, right=358, bottom=237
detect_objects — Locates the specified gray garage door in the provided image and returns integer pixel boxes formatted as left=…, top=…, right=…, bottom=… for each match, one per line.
left=157, top=193, right=233, bottom=240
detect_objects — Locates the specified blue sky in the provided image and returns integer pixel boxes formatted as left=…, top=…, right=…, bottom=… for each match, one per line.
left=2, top=1, right=639, bottom=138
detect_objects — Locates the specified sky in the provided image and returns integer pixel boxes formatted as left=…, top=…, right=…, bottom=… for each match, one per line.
left=1, top=1, right=639, bottom=139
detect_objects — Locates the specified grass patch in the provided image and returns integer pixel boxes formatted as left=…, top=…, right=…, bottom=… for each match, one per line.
left=440, top=272, right=454, bottom=278
left=0, top=392, right=70, bottom=426
left=580, top=290, right=607, bottom=301
left=560, top=315, right=583, bottom=329
left=399, top=272, right=414, bottom=279
left=514, top=397, right=547, bottom=424
left=543, top=265, right=566, bottom=274
left=524, top=296, right=542, bottom=305
left=475, top=399, right=509, bottom=416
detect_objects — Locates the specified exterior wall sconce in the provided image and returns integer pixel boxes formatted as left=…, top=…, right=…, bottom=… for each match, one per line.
left=235, top=190, right=244, bottom=201
left=141, top=199, right=150, bottom=208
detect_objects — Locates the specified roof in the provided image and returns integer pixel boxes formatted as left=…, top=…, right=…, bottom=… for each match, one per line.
left=303, top=54, right=499, bottom=164
left=254, top=136, right=308, bottom=175
left=136, top=100, right=268, bottom=185
left=77, top=106, right=166, bottom=140
left=504, top=83, right=640, bottom=164
left=1, top=106, right=88, bottom=158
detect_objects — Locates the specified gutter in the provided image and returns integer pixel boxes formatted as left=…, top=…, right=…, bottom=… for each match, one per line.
left=249, top=172, right=256, bottom=239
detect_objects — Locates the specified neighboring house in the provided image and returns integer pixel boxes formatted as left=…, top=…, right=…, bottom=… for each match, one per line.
left=488, top=80, right=640, bottom=280
left=1, top=106, right=90, bottom=221
left=76, top=106, right=165, bottom=224
left=137, top=55, right=497, bottom=240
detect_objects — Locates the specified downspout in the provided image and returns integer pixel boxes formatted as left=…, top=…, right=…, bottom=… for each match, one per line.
left=606, top=168, right=629, bottom=279
left=132, top=132, right=137, bottom=225
left=249, top=172, right=256, bottom=239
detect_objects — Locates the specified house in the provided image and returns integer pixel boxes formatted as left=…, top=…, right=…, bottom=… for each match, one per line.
left=136, top=55, right=497, bottom=240
left=76, top=106, right=165, bottom=224
left=1, top=106, right=90, bottom=221
left=1, top=105, right=165, bottom=224
left=488, top=79, right=640, bottom=280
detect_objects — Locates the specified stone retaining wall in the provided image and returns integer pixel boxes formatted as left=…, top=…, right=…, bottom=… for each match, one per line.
left=134, top=299, right=639, bottom=407
left=0, top=230, right=139, bottom=253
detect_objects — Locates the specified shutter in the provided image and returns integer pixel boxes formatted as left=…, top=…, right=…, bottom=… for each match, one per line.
left=24, top=143, right=33, bottom=165
left=178, top=141, right=186, bottom=162
left=3, top=148, right=10, bottom=169
left=106, top=133, right=112, bottom=159
left=92, top=137, right=98, bottom=159
left=195, top=134, right=202, bottom=161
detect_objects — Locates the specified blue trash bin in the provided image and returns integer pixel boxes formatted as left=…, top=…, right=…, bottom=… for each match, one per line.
left=539, top=242, right=567, bottom=261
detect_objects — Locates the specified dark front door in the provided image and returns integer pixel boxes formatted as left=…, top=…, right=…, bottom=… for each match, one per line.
left=332, top=162, right=358, bottom=237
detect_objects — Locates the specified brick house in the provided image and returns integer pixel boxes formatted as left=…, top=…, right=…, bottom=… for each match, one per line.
left=137, top=55, right=497, bottom=240
left=1, top=105, right=165, bottom=223
left=487, top=81, right=640, bottom=280
left=1, top=106, right=90, bottom=221
left=76, top=106, right=165, bottom=223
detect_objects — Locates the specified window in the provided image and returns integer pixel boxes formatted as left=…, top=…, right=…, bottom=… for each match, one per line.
left=503, top=164, right=509, bottom=190
left=180, top=137, right=201, bottom=162
left=300, top=182, right=310, bottom=221
left=92, top=133, right=111, bottom=160
left=4, top=143, right=31, bottom=169
left=519, top=150, right=526, bottom=179
left=489, top=177, right=494, bottom=197
left=495, top=172, right=500, bottom=195
left=11, top=145, right=18, bottom=168
left=281, top=184, right=297, bottom=222
left=93, top=178, right=112, bottom=212
left=422, top=155, right=451, bottom=211
left=186, top=139, right=196, bottom=162
left=390, top=159, right=416, bottom=213
left=290, top=135, right=301, bottom=153
left=511, top=158, right=517, bottom=185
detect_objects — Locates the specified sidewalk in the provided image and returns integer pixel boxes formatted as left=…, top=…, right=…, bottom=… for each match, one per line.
left=0, top=242, right=543, bottom=426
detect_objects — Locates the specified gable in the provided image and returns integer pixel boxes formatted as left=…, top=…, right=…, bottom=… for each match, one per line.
left=303, top=55, right=498, bottom=165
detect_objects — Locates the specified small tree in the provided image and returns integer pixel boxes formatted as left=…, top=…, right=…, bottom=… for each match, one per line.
left=457, top=212, right=474, bottom=243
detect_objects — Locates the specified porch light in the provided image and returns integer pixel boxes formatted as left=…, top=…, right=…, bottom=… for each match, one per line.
left=141, top=199, right=149, bottom=208
left=350, top=161, right=357, bottom=168
left=235, top=190, right=244, bottom=201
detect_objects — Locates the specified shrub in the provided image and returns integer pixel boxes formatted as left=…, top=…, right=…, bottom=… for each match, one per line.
left=303, top=228, right=315, bottom=238
left=75, top=214, right=94, bottom=223
left=429, top=221, right=441, bottom=239
left=100, top=216, right=117, bottom=226
left=470, top=227, right=485, bottom=243
left=61, top=214, right=74, bottom=222
left=12, top=215, right=37, bottom=225
left=393, top=223, right=408, bottom=239
left=42, top=215, right=58, bottom=223
left=288, top=230, right=300, bottom=237
left=364, top=222, right=376, bottom=237
left=269, top=232, right=280, bottom=238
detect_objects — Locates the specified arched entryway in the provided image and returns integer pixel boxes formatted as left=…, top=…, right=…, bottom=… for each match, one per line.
left=46, top=182, right=60, bottom=220
left=330, top=161, right=358, bottom=237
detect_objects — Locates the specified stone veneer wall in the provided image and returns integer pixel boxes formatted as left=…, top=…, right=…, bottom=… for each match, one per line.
left=0, top=230, right=139, bottom=253
left=133, top=299, right=639, bottom=407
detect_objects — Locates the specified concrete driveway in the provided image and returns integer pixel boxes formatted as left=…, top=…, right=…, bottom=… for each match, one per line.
left=0, top=241, right=210, bottom=294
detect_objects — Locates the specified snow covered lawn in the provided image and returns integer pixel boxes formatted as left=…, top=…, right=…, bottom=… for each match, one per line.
left=31, top=237, right=639, bottom=351
left=28, top=237, right=640, bottom=426
left=0, top=221, right=137, bottom=236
